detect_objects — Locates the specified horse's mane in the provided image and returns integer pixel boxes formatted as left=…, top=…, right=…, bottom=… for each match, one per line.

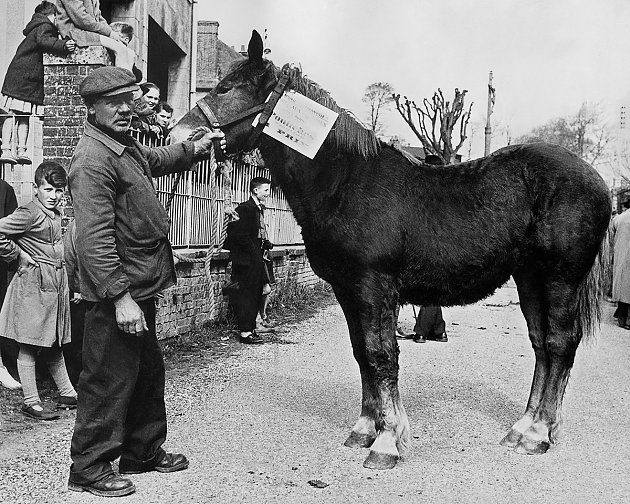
left=281, top=65, right=380, bottom=160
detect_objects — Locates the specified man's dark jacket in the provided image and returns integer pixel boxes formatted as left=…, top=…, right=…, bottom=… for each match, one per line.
left=68, top=121, right=196, bottom=302
left=224, top=198, right=271, bottom=266
left=1, top=13, right=70, bottom=105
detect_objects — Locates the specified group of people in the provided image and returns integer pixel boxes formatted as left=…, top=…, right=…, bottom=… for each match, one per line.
left=0, top=64, right=225, bottom=497
left=0, top=1, right=234, bottom=496
left=0, top=10, right=277, bottom=489
left=0, top=0, right=174, bottom=166
left=131, top=82, right=175, bottom=139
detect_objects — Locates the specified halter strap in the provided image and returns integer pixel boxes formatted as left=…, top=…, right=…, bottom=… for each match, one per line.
left=195, top=70, right=291, bottom=152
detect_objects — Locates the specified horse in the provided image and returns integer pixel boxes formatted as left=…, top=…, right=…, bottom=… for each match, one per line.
left=169, top=30, right=612, bottom=470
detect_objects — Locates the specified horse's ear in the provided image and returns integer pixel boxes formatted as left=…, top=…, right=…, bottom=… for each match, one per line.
left=248, top=30, right=264, bottom=67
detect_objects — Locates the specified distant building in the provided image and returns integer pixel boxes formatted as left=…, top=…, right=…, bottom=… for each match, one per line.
left=195, top=20, right=244, bottom=103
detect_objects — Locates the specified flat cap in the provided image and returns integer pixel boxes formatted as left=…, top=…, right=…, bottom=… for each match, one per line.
left=79, top=67, right=140, bottom=98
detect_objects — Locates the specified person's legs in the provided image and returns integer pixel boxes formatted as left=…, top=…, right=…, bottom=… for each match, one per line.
left=229, top=263, right=264, bottom=341
left=413, top=306, right=447, bottom=342
left=64, top=300, right=86, bottom=387
left=17, top=344, right=40, bottom=406
left=395, top=304, right=414, bottom=338
left=427, top=306, right=448, bottom=341
left=616, top=302, right=629, bottom=328
left=70, top=301, right=141, bottom=485
left=15, top=115, right=31, bottom=165
left=0, top=114, right=16, bottom=164
left=41, top=346, right=76, bottom=399
left=0, top=349, right=21, bottom=390
left=16, top=344, right=60, bottom=420
left=256, top=283, right=277, bottom=332
left=259, top=283, right=271, bottom=319
left=118, top=299, right=169, bottom=471
left=99, top=35, right=135, bottom=71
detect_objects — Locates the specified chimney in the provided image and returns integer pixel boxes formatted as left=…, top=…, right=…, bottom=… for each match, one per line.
left=197, top=21, right=219, bottom=90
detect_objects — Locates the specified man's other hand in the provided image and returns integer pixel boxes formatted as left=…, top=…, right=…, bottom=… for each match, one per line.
left=114, top=292, right=149, bottom=336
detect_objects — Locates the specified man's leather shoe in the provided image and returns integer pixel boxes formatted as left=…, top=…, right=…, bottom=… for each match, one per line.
left=427, top=333, right=448, bottom=342
left=413, top=334, right=427, bottom=343
left=154, top=452, right=189, bottom=473
left=239, top=332, right=264, bottom=344
left=119, top=452, right=189, bottom=474
left=68, top=474, right=136, bottom=497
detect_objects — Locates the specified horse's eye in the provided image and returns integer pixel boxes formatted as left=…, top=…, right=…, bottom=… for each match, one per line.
left=216, top=83, right=231, bottom=95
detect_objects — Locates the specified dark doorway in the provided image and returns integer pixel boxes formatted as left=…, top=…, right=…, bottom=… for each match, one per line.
left=147, top=16, right=185, bottom=101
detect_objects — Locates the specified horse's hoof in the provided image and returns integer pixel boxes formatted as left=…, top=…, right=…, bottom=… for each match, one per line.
left=344, top=431, right=375, bottom=448
left=499, top=429, right=523, bottom=448
left=363, top=451, right=398, bottom=470
left=513, top=438, right=550, bottom=455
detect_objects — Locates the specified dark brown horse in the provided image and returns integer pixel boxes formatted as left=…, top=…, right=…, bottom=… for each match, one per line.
left=170, top=30, right=611, bottom=470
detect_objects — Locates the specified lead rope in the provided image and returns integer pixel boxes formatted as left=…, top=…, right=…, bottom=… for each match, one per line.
left=166, top=126, right=239, bottom=277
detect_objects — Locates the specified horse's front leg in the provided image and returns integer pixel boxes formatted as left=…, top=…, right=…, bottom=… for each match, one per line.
left=333, top=280, right=411, bottom=469
left=333, top=285, right=378, bottom=448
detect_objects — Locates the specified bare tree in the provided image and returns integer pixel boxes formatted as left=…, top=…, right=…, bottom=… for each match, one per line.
left=516, top=102, right=611, bottom=165
left=362, top=82, right=395, bottom=135
left=393, top=88, right=473, bottom=163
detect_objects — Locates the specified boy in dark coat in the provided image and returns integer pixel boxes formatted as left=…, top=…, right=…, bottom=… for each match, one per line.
left=224, top=177, right=274, bottom=344
left=0, top=1, right=75, bottom=165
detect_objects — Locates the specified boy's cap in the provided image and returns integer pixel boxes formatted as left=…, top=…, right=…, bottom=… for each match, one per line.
left=79, top=67, right=140, bottom=98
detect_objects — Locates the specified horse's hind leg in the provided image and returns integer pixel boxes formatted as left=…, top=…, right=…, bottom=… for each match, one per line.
left=501, top=271, right=549, bottom=448
left=514, top=280, right=581, bottom=455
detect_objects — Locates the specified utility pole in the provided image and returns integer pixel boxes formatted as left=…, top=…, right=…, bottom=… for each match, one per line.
left=484, top=71, right=494, bottom=156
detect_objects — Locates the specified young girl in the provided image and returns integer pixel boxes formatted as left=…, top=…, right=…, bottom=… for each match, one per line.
left=0, top=161, right=76, bottom=420
left=0, top=1, right=75, bottom=165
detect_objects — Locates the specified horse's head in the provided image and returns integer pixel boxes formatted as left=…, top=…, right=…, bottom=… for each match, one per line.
left=169, top=30, right=279, bottom=154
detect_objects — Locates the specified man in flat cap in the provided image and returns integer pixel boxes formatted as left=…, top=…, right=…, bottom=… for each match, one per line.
left=67, top=66, right=225, bottom=497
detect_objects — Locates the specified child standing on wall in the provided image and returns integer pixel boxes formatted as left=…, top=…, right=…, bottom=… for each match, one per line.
left=0, top=1, right=75, bottom=165
left=0, top=161, right=76, bottom=420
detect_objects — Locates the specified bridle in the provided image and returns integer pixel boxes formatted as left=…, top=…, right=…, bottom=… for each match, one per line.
left=195, top=70, right=290, bottom=155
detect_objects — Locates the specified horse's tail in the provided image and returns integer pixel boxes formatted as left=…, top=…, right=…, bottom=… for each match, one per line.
left=575, top=228, right=610, bottom=343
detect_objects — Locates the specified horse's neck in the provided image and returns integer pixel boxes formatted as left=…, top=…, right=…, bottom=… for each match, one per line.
left=260, top=139, right=352, bottom=232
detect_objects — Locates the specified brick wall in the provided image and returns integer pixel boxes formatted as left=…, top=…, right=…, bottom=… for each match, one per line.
left=157, top=246, right=323, bottom=340
left=43, top=47, right=111, bottom=168
left=42, top=51, right=324, bottom=340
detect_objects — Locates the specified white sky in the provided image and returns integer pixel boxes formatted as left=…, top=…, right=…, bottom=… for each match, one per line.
left=197, top=0, right=630, bottom=159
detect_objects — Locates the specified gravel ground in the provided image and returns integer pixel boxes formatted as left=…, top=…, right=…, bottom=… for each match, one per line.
left=1, top=281, right=629, bottom=503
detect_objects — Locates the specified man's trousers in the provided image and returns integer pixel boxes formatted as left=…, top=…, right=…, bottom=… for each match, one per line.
left=69, top=298, right=167, bottom=484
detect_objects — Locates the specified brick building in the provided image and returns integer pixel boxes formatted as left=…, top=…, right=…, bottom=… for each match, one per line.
left=1, top=0, right=197, bottom=205
left=0, top=2, right=323, bottom=340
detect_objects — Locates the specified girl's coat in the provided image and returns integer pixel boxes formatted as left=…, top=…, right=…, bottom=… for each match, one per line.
left=0, top=200, right=70, bottom=347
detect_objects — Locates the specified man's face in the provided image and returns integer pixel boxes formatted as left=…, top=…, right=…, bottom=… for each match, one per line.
left=34, top=180, right=64, bottom=210
left=253, top=183, right=271, bottom=202
left=88, top=92, right=134, bottom=135
left=156, top=109, right=172, bottom=128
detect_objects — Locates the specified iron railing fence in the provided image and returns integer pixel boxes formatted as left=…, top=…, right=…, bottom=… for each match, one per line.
left=0, top=125, right=302, bottom=248
left=131, top=129, right=303, bottom=249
